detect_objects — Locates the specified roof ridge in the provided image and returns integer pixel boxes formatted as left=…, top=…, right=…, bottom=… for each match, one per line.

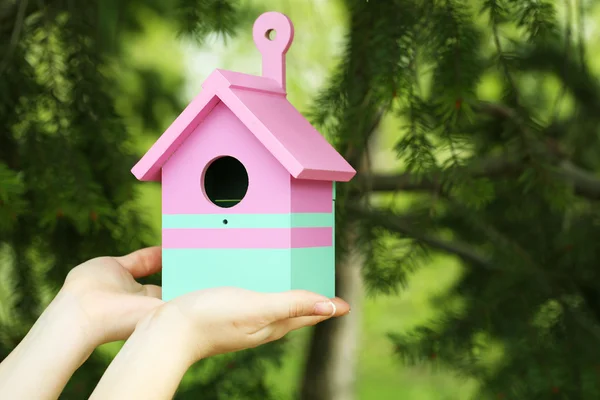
left=132, top=70, right=356, bottom=183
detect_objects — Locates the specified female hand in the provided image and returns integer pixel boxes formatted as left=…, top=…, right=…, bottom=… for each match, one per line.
left=0, top=247, right=165, bottom=400
left=162, top=286, right=348, bottom=358
left=62, top=246, right=164, bottom=345
left=90, top=287, right=350, bottom=400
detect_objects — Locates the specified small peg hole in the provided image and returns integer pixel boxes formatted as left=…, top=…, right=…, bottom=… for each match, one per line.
left=265, top=29, right=276, bottom=40
left=223, top=219, right=228, bottom=225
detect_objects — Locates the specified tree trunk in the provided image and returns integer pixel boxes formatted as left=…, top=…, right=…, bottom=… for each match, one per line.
left=298, top=108, right=381, bottom=400
left=299, top=226, right=364, bottom=400
left=298, top=3, right=385, bottom=396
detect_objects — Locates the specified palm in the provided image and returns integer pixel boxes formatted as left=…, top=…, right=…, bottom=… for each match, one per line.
left=62, top=247, right=163, bottom=345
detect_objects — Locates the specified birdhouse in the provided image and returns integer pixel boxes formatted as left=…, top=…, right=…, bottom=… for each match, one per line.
left=132, top=11, right=356, bottom=301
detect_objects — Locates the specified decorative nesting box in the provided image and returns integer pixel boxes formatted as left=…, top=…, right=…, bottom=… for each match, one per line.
left=132, top=11, right=356, bottom=301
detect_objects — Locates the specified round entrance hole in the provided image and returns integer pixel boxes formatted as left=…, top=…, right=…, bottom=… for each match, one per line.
left=203, top=156, right=249, bottom=208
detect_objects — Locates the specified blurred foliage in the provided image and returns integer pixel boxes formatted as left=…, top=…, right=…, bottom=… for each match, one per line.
left=3, top=0, right=600, bottom=399
left=308, top=0, right=600, bottom=398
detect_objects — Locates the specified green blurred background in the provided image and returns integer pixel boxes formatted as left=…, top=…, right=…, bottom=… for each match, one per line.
left=3, top=0, right=600, bottom=398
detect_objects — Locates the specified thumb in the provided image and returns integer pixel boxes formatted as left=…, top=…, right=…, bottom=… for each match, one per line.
left=114, top=246, right=162, bottom=278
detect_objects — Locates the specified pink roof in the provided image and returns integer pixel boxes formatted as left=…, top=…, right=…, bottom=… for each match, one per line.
left=131, top=69, right=356, bottom=182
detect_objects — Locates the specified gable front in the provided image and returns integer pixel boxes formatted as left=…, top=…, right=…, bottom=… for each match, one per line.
left=161, top=101, right=292, bottom=215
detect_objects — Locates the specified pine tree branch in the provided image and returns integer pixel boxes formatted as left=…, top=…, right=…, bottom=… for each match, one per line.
left=0, top=0, right=27, bottom=74
left=361, top=101, right=600, bottom=199
left=363, top=154, right=522, bottom=194
left=576, top=0, right=586, bottom=67
left=0, top=1, right=31, bottom=37
left=488, top=0, right=520, bottom=103
left=347, top=204, right=492, bottom=269
left=476, top=101, right=600, bottom=199
left=556, top=161, right=600, bottom=199
left=363, top=158, right=600, bottom=200
left=516, top=43, right=600, bottom=116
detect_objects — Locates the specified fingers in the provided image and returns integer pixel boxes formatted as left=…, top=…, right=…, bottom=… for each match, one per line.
left=330, top=297, right=351, bottom=316
left=262, top=291, right=350, bottom=324
left=270, top=316, right=327, bottom=338
left=115, top=247, right=162, bottom=278
left=276, top=297, right=349, bottom=332
left=256, top=297, right=350, bottom=343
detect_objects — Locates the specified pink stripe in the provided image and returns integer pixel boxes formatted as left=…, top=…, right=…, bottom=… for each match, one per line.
left=162, top=228, right=332, bottom=249
left=292, top=227, right=333, bottom=248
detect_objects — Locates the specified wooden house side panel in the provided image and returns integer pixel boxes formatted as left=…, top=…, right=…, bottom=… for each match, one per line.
left=290, top=178, right=332, bottom=213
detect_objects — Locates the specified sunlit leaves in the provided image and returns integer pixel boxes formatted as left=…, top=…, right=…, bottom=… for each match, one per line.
left=0, top=164, right=26, bottom=234
left=176, top=0, right=255, bottom=43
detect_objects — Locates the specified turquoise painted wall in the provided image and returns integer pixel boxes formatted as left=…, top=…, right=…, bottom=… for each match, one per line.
left=162, top=246, right=334, bottom=300
left=161, top=211, right=336, bottom=300
left=291, top=246, right=335, bottom=298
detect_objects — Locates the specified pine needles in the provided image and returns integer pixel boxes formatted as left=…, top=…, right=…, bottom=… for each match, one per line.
left=318, top=0, right=600, bottom=398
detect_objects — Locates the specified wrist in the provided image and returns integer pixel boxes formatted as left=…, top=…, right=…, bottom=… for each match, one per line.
left=90, top=306, right=195, bottom=399
left=133, top=304, right=200, bottom=368
left=37, top=289, right=98, bottom=364
left=52, top=287, right=102, bottom=349
left=0, top=290, right=96, bottom=399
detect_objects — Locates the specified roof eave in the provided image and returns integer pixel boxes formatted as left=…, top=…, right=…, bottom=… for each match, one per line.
left=295, top=168, right=357, bottom=182
left=130, top=92, right=221, bottom=182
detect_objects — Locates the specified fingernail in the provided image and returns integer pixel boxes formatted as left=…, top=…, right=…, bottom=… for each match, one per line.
left=314, top=301, right=336, bottom=316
